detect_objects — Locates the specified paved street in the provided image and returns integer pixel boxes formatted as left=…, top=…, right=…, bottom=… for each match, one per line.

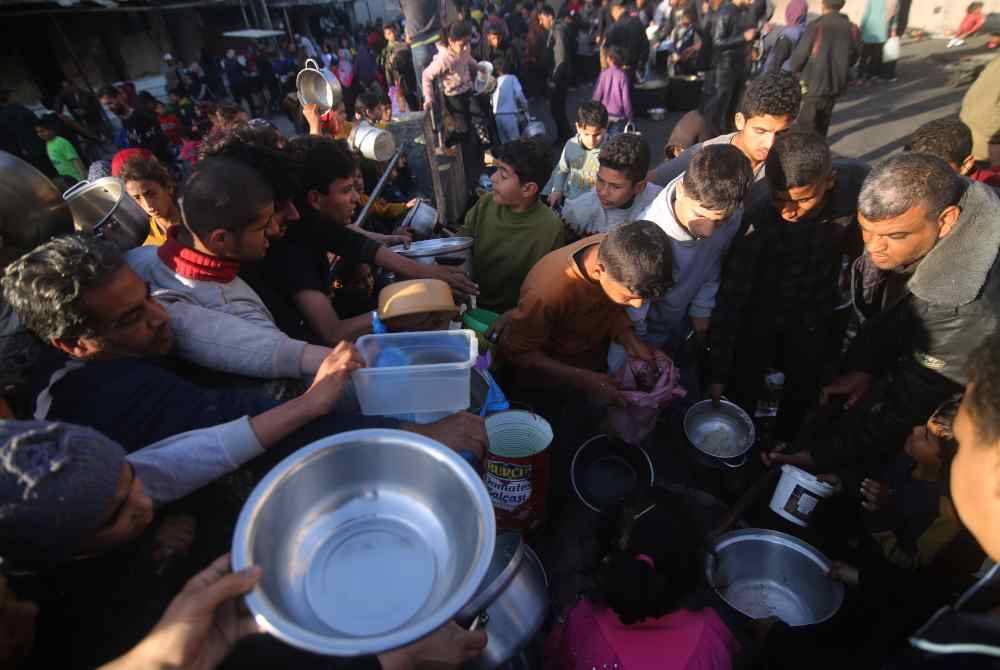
left=528, top=35, right=995, bottom=167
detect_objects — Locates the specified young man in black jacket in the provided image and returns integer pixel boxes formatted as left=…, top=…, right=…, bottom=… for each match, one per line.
left=539, top=5, right=576, bottom=144
left=763, top=153, right=1000, bottom=483
left=708, top=130, right=868, bottom=442
left=786, top=0, right=859, bottom=137
left=702, top=0, right=757, bottom=135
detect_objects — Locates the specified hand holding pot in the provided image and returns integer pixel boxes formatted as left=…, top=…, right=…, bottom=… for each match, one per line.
left=302, top=103, right=323, bottom=135
left=378, top=621, right=487, bottom=670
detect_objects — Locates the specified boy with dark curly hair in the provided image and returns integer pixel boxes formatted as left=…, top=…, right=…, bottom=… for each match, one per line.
left=648, top=70, right=801, bottom=190
left=906, top=116, right=977, bottom=177
left=459, top=137, right=566, bottom=313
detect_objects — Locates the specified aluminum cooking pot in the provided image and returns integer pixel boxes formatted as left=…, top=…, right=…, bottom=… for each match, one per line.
left=0, top=150, right=73, bottom=267
left=62, top=177, right=150, bottom=251
left=296, top=58, right=343, bottom=115
left=706, top=529, right=844, bottom=626
left=459, top=533, right=549, bottom=670
left=684, top=399, right=756, bottom=468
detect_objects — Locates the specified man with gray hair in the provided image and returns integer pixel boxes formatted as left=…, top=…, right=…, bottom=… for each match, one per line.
left=764, top=152, right=1000, bottom=477
left=2, top=234, right=486, bottom=456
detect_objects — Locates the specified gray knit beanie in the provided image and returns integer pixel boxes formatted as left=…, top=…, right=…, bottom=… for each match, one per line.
left=0, top=421, right=126, bottom=564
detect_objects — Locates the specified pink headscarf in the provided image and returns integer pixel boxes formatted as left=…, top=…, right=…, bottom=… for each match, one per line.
left=785, top=0, right=808, bottom=26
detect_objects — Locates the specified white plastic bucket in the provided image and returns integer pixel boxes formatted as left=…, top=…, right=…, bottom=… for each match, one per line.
left=769, top=465, right=836, bottom=527
left=351, top=122, right=396, bottom=161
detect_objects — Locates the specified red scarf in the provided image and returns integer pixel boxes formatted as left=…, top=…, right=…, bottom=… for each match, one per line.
left=157, top=228, right=240, bottom=283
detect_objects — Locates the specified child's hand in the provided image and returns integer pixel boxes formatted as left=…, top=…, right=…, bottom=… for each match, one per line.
left=152, top=514, right=197, bottom=564
left=302, top=103, right=322, bottom=133
left=860, top=478, right=892, bottom=512
left=548, top=191, right=564, bottom=209
left=405, top=198, right=420, bottom=208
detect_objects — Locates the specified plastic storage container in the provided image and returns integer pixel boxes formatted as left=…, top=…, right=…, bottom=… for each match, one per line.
left=353, top=330, right=478, bottom=416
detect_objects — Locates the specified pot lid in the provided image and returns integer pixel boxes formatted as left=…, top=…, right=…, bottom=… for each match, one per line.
left=458, top=532, right=524, bottom=618
left=390, top=237, right=473, bottom=258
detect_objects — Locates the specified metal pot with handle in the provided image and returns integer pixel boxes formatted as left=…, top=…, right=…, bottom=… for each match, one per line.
left=458, top=533, right=549, bottom=670
left=296, top=58, right=343, bottom=115
left=0, top=150, right=73, bottom=268
left=62, top=177, right=150, bottom=251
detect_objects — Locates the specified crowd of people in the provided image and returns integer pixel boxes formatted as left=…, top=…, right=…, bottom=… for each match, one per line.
left=2, top=0, right=1000, bottom=668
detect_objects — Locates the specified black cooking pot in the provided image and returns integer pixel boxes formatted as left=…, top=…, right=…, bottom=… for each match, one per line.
left=570, top=434, right=655, bottom=514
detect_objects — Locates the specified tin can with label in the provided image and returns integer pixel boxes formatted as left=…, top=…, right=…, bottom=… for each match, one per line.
left=484, top=411, right=553, bottom=531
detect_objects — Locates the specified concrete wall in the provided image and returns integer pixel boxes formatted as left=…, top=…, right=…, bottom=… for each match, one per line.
left=769, top=0, right=1000, bottom=36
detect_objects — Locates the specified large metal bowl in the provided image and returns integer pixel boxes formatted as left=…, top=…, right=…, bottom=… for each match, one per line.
left=684, top=399, right=756, bottom=467
left=232, top=429, right=496, bottom=656
left=706, top=529, right=844, bottom=626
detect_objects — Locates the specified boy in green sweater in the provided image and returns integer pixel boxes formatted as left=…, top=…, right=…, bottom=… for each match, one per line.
left=459, top=137, right=565, bottom=313
left=36, top=115, right=85, bottom=183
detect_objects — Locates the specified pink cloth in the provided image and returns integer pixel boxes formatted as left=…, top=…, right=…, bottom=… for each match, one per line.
left=607, top=351, right=686, bottom=445
left=548, top=599, right=739, bottom=670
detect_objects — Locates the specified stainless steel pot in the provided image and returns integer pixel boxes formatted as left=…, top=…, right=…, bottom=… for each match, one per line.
left=684, top=399, right=756, bottom=468
left=706, top=529, right=844, bottom=626
left=390, top=237, right=474, bottom=276
left=62, top=178, right=150, bottom=251
left=459, top=533, right=549, bottom=670
left=296, top=58, right=343, bottom=115
left=232, top=429, right=496, bottom=656
left=0, top=151, right=73, bottom=267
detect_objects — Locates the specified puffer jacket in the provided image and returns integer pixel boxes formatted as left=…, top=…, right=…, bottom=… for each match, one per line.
left=810, top=181, right=1000, bottom=474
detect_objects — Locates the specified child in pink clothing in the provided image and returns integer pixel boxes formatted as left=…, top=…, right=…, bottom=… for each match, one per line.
left=948, top=3, right=986, bottom=47
left=421, top=21, right=493, bottom=151
left=547, top=489, right=740, bottom=670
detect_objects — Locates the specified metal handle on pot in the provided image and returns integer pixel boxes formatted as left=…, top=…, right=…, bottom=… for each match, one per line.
left=304, top=58, right=321, bottom=71
left=61, top=180, right=92, bottom=200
